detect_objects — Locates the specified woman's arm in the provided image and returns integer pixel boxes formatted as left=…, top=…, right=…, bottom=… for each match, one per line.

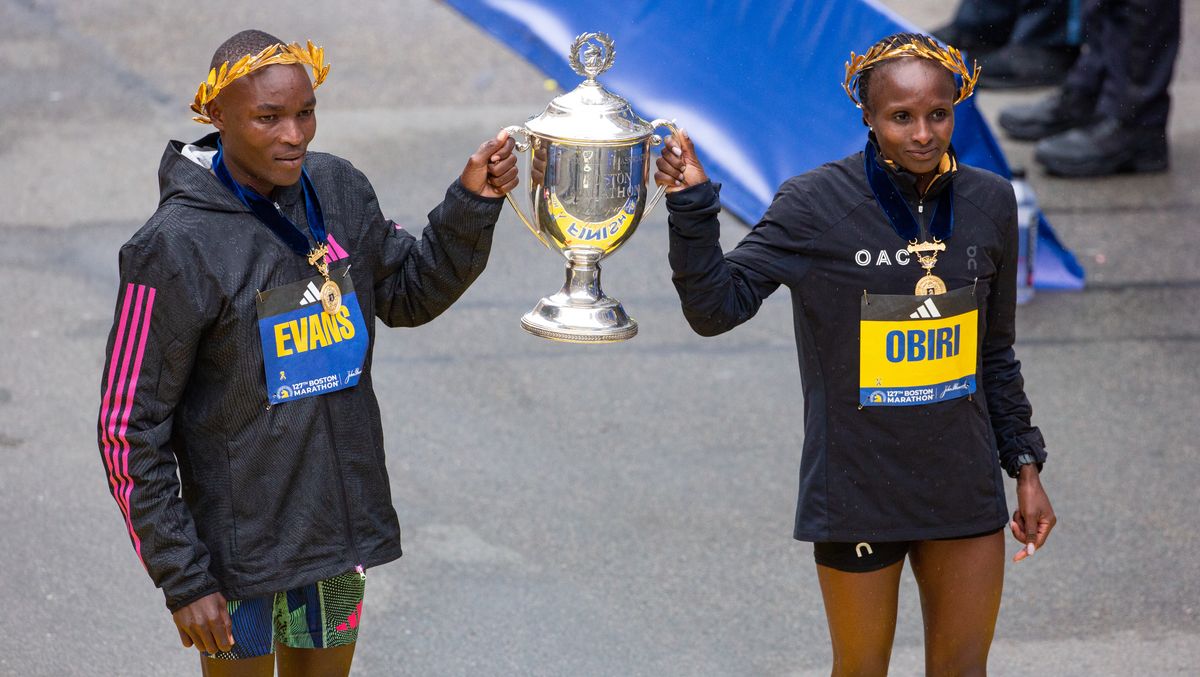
left=658, top=132, right=801, bottom=336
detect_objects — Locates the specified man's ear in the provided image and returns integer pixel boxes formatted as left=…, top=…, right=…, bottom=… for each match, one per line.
left=208, top=100, right=226, bottom=132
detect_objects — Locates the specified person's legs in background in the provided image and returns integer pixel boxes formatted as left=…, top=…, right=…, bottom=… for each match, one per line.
left=1034, top=0, right=1181, bottom=176
left=978, top=0, right=1081, bottom=88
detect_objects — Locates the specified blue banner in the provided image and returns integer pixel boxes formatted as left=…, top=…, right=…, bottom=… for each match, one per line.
left=446, top=0, right=1084, bottom=290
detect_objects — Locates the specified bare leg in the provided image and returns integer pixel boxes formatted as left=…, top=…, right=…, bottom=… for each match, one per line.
left=276, top=643, right=357, bottom=677
left=816, top=559, right=905, bottom=676
left=200, top=653, right=274, bottom=677
left=908, top=531, right=1005, bottom=677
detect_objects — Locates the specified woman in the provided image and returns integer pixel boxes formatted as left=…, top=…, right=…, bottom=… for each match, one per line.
left=656, top=33, right=1055, bottom=675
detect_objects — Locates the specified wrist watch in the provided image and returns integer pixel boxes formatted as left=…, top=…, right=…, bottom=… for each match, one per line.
left=1006, top=452, right=1042, bottom=479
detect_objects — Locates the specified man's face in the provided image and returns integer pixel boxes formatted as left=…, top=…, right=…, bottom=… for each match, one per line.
left=209, top=63, right=317, bottom=195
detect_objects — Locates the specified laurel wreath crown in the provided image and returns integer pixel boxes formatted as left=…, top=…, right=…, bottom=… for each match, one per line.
left=843, top=39, right=980, bottom=108
left=191, top=41, right=330, bottom=124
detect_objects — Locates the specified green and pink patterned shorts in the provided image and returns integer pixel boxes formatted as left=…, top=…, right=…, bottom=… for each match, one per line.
left=208, top=570, right=366, bottom=660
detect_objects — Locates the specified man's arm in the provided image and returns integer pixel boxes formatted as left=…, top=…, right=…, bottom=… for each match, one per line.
left=97, top=239, right=224, bottom=615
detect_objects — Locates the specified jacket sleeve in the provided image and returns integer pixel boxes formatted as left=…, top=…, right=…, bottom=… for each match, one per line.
left=666, top=180, right=805, bottom=337
left=97, top=237, right=222, bottom=612
left=981, top=192, right=1047, bottom=477
left=371, top=178, right=503, bottom=327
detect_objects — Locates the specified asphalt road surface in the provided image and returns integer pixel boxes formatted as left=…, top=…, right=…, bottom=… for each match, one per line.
left=1, top=1, right=1197, bottom=675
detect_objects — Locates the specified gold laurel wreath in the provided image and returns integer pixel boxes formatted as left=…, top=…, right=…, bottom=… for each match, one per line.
left=191, top=41, right=330, bottom=124
left=843, top=39, right=980, bottom=108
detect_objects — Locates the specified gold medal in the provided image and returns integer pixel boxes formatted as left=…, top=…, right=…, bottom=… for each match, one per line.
left=907, top=239, right=948, bottom=296
left=914, top=273, right=947, bottom=295
left=320, top=278, right=342, bottom=314
left=306, top=243, right=341, bottom=314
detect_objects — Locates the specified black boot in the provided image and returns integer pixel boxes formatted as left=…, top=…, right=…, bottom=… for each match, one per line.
left=998, top=89, right=1098, bottom=141
left=1034, top=118, right=1168, bottom=177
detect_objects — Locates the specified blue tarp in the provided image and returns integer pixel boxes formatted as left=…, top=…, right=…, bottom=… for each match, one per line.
left=447, top=0, right=1085, bottom=289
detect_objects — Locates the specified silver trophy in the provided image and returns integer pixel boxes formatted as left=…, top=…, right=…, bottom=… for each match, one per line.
left=504, top=32, right=679, bottom=342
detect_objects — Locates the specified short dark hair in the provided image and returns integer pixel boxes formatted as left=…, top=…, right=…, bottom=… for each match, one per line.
left=210, top=29, right=284, bottom=70
left=856, top=32, right=956, bottom=112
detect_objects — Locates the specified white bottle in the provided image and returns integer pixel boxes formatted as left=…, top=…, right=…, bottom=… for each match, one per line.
left=1010, top=168, right=1038, bottom=305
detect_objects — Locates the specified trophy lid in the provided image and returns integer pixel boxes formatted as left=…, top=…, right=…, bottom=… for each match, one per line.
left=523, top=33, right=654, bottom=144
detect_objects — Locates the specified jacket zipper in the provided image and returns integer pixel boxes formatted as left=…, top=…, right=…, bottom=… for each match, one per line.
left=321, top=398, right=365, bottom=579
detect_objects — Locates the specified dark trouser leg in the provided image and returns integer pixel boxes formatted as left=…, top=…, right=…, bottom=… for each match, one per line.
left=1009, top=0, right=1077, bottom=47
left=1094, top=0, right=1182, bottom=128
left=816, top=559, right=904, bottom=676
left=276, top=642, right=357, bottom=677
left=950, top=0, right=1019, bottom=40
left=908, top=531, right=1005, bottom=677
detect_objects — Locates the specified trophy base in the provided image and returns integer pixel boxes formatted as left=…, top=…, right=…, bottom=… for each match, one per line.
left=521, top=300, right=638, bottom=343
left=521, top=247, right=637, bottom=343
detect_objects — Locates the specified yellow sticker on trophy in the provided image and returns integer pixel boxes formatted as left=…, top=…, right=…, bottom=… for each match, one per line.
left=546, top=192, right=637, bottom=250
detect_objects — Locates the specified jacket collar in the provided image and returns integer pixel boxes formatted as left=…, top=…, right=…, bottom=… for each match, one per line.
left=864, top=136, right=956, bottom=242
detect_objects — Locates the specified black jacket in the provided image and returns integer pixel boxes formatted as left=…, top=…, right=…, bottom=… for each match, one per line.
left=666, top=148, right=1046, bottom=542
left=97, top=133, right=502, bottom=610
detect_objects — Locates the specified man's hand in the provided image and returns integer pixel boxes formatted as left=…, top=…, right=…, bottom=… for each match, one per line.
left=172, top=591, right=234, bottom=654
left=461, top=129, right=518, bottom=198
left=655, top=129, right=709, bottom=193
left=1010, top=465, right=1056, bottom=562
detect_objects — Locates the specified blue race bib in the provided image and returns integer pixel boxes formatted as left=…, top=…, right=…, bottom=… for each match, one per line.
left=256, top=268, right=368, bottom=404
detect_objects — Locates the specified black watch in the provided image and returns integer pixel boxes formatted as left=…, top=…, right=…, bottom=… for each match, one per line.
left=1006, top=452, right=1042, bottom=479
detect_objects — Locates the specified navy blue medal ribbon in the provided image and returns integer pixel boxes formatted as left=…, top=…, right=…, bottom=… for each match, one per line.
left=863, top=140, right=954, bottom=242
left=212, top=140, right=327, bottom=256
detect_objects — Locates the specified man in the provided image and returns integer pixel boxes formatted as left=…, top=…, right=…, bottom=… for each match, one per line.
left=97, top=29, right=516, bottom=675
left=997, top=0, right=1181, bottom=176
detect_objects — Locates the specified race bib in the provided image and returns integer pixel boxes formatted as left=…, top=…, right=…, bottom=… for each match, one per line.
left=256, top=268, right=368, bottom=405
left=859, top=285, right=978, bottom=407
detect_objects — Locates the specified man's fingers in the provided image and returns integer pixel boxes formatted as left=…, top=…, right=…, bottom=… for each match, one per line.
left=489, top=166, right=518, bottom=188
left=177, top=626, right=194, bottom=648
left=488, top=153, right=518, bottom=176
left=489, top=137, right=517, bottom=163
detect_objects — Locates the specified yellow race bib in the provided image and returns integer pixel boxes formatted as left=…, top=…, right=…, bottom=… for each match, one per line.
left=859, top=286, right=978, bottom=406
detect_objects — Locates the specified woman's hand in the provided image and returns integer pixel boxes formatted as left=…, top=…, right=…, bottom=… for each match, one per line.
left=1010, top=465, right=1056, bottom=562
left=461, top=129, right=518, bottom=198
left=656, top=129, right=709, bottom=193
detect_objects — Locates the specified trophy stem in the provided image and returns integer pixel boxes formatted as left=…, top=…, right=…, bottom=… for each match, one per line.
left=521, top=247, right=638, bottom=343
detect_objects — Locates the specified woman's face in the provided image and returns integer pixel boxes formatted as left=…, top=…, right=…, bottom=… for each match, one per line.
left=862, top=58, right=956, bottom=181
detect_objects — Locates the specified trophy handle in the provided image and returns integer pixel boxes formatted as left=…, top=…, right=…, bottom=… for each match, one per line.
left=643, top=118, right=683, bottom=218
left=502, top=125, right=551, bottom=249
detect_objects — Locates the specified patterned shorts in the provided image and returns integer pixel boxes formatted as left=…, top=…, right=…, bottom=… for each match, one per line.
left=208, top=570, right=366, bottom=660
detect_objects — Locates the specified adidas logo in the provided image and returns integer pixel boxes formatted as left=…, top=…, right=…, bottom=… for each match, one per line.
left=299, top=281, right=321, bottom=306
left=910, top=297, right=941, bottom=319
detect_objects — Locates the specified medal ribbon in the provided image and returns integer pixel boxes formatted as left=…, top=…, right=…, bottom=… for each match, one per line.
left=212, top=140, right=327, bottom=257
left=863, top=140, right=954, bottom=242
